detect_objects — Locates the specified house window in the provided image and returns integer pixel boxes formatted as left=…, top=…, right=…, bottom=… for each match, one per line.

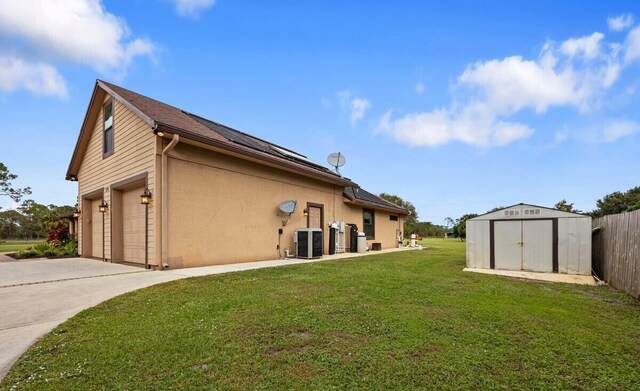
left=363, top=209, right=375, bottom=239
left=389, top=215, right=398, bottom=221
left=103, top=100, right=114, bottom=157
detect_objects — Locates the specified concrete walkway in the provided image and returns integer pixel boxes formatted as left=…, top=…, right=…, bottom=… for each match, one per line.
left=463, top=267, right=597, bottom=285
left=0, top=252, right=15, bottom=262
left=0, top=247, right=417, bottom=379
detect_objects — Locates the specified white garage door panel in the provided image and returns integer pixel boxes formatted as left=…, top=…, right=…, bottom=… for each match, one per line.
left=522, top=220, right=553, bottom=272
left=494, top=221, right=522, bottom=270
left=123, top=188, right=145, bottom=264
left=91, top=199, right=103, bottom=258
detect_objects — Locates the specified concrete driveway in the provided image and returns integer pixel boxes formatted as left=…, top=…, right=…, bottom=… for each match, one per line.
left=0, top=258, right=182, bottom=379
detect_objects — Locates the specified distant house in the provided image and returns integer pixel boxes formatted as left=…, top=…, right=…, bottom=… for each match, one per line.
left=66, top=80, right=408, bottom=269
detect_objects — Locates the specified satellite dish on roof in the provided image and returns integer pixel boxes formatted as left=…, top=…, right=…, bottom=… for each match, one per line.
left=327, top=152, right=346, bottom=175
left=278, top=200, right=298, bottom=226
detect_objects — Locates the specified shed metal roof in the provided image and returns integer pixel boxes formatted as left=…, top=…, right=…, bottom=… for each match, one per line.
left=469, top=203, right=589, bottom=221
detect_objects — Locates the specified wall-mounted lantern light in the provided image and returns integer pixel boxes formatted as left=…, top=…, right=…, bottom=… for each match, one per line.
left=98, top=200, right=108, bottom=262
left=140, top=188, right=152, bottom=269
left=303, top=208, right=308, bottom=217
left=140, top=188, right=152, bottom=205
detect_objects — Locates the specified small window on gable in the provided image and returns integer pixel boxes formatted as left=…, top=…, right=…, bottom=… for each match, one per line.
left=103, top=100, right=114, bottom=157
left=389, top=215, right=398, bottom=221
left=363, top=209, right=375, bottom=239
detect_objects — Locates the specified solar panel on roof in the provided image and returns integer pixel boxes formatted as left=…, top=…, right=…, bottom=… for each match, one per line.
left=270, top=145, right=325, bottom=168
left=186, top=111, right=334, bottom=173
left=187, top=112, right=272, bottom=154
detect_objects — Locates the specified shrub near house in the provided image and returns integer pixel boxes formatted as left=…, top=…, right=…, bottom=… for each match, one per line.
left=15, top=224, right=77, bottom=259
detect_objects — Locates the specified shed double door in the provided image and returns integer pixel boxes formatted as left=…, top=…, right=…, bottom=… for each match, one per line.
left=494, top=220, right=553, bottom=272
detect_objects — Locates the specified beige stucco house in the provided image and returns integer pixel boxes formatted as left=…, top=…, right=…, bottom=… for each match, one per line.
left=66, top=80, right=408, bottom=269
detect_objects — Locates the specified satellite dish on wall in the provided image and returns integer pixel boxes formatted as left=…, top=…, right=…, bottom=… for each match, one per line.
left=278, top=200, right=298, bottom=214
left=278, top=199, right=298, bottom=226
left=327, top=152, right=346, bottom=175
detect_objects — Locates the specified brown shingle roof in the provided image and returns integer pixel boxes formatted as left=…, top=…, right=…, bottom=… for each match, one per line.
left=343, top=186, right=409, bottom=215
left=99, top=80, right=228, bottom=144
left=66, top=80, right=354, bottom=186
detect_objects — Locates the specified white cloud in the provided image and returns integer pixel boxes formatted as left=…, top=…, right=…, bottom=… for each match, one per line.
left=624, top=26, right=640, bottom=63
left=415, top=81, right=425, bottom=95
left=457, top=55, right=586, bottom=113
left=601, top=120, right=639, bottom=142
left=379, top=25, right=630, bottom=148
left=377, top=106, right=533, bottom=147
left=172, top=0, right=216, bottom=17
left=336, top=89, right=371, bottom=127
left=350, top=98, right=371, bottom=126
left=0, top=55, right=68, bottom=98
left=608, top=14, right=634, bottom=32
left=560, top=32, right=604, bottom=60
left=0, top=0, right=156, bottom=97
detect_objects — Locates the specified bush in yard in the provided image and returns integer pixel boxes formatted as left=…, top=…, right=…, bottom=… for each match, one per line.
left=16, top=249, right=37, bottom=259
left=61, top=240, right=77, bottom=256
left=47, top=224, right=69, bottom=247
left=16, top=242, right=56, bottom=257
left=13, top=237, right=78, bottom=259
left=31, top=242, right=57, bottom=257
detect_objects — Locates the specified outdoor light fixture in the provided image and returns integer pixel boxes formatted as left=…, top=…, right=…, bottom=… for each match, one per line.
left=303, top=208, right=308, bottom=217
left=98, top=200, right=108, bottom=213
left=156, top=131, right=165, bottom=137
left=73, top=209, right=81, bottom=218
left=99, top=200, right=108, bottom=262
left=140, top=188, right=152, bottom=269
left=140, top=188, right=152, bottom=205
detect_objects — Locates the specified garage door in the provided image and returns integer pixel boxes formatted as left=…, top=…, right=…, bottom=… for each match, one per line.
left=122, top=187, right=145, bottom=264
left=494, top=220, right=553, bottom=272
left=91, top=199, right=103, bottom=258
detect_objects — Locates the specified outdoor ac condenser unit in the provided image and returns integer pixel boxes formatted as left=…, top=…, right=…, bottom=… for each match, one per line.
left=294, top=228, right=323, bottom=259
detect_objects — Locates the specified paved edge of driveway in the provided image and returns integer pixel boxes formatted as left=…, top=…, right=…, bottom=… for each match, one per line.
left=0, top=271, right=147, bottom=289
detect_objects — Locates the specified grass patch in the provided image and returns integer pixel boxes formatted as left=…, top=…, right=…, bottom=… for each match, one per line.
left=0, top=239, right=44, bottom=253
left=2, top=239, right=639, bottom=390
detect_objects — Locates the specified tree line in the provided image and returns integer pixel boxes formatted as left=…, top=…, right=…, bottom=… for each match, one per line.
left=446, top=186, right=640, bottom=240
left=0, top=200, right=74, bottom=239
left=380, top=185, right=640, bottom=240
left=1, top=163, right=73, bottom=240
left=379, top=193, right=447, bottom=238
left=3, top=161, right=638, bottom=241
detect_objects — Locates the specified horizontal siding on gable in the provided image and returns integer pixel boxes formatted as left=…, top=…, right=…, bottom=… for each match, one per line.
left=77, top=98, right=156, bottom=263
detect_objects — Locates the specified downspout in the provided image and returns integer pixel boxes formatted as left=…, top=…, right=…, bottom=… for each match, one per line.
left=161, top=134, right=180, bottom=268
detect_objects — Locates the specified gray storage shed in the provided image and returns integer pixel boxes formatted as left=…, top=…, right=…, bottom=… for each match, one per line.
left=466, top=203, right=591, bottom=275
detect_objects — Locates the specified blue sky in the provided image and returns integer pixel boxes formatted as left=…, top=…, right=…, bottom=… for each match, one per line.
left=1, top=1, right=639, bottom=225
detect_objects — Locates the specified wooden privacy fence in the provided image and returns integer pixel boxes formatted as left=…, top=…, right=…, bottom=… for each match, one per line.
left=592, top=209, right=640, bottom=298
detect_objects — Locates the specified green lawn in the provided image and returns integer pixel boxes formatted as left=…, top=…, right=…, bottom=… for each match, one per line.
left=2, top=239, right=639, bottom=390
left=0, top=239, right=43, bottom=253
